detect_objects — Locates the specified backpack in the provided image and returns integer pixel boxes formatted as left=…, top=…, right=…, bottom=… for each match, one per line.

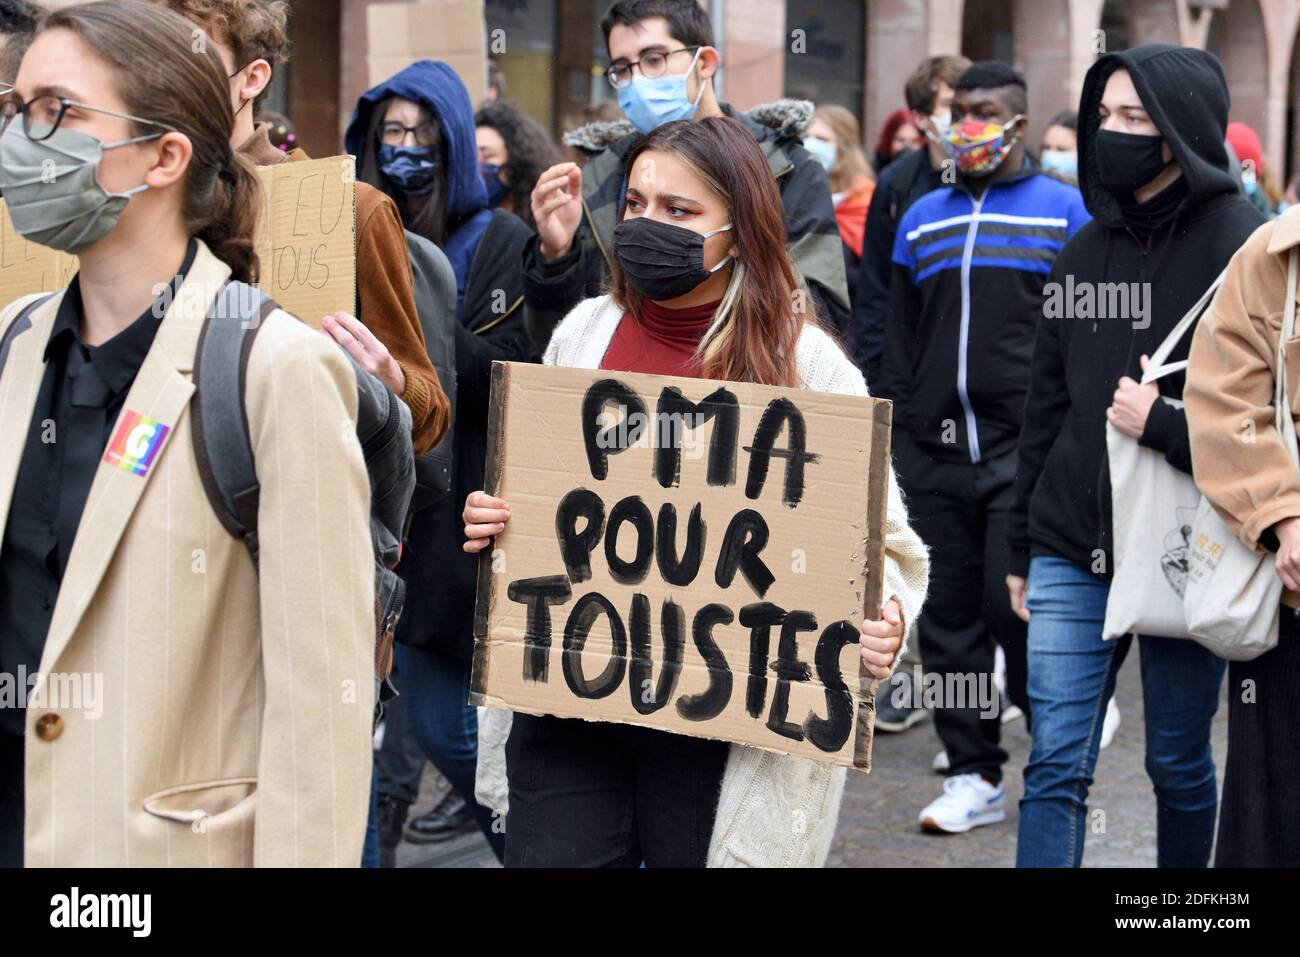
left=404, top=229, right=458, bottom=511
left=190, top=282, right=416, bottom=710
left=886, top=148, right=927, bottom=224
left=0, top=292, right=50, bottom=371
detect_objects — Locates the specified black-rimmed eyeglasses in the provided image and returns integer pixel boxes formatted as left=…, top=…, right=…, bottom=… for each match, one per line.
left=0, top=93, right=175, bottom=143
left=605, top=46, right=701, bottom=90
left=380, top=121, right=438, bottom=148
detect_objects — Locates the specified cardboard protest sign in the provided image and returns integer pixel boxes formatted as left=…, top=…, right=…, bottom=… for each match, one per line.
left=367, top=0, right=488, bottom=104
left=252, top=154, right=356, bottom=326
left=470, top=361, right=894, bottom=770
left=0, top=201, right=77, bottom=306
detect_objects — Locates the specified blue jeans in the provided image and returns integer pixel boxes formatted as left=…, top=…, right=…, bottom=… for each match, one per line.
left=390, top=644, right=504, bottom=860
left=1016, top=556, right=1225, bottom=867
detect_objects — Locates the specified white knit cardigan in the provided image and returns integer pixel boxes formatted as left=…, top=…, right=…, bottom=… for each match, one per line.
left=475, top=295, right=931, bottom=867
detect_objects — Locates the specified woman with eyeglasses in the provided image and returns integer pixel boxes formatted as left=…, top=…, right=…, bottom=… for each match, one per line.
left=344, top=60, right=535, bottom=862
left=0, top=0, right=376, bottom=867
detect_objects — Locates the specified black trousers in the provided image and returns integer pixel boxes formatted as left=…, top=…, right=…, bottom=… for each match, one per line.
left=892, top=433, right=1030, bottom=783
left=1, top=730, right=21, bottom=867
left=504, top=713, right=727, bottom=867
left=1215, top=606, right=1300, bottom=866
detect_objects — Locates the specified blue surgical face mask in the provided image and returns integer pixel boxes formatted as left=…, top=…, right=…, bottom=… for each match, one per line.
left=378, top=143, right=438, bottom=196
left=617, top=47, right=706, bottom=134
left=803, top=136, right=837, bottom=172
left=480, top=162, right=510, bottom=207
left=1040, top=149, right=1078, bottom=180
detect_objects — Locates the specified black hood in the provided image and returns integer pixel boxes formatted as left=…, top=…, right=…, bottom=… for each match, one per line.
left=1077, top=44, right=1238, bottom=228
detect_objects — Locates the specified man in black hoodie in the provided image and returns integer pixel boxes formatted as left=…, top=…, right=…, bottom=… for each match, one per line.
left=1007, top=46, right=1263, bottom=868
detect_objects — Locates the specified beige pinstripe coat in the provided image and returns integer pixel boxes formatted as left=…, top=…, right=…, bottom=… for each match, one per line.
left=0, top=242, right=375, bottom=867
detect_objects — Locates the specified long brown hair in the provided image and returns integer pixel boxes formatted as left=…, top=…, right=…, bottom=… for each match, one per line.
left=42, top=0, right=261, bottom=281
left=609, top=116, right=811, bottom=388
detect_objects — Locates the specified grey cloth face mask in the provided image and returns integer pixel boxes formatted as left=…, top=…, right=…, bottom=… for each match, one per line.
left=0, top=123, right=161, bottom=253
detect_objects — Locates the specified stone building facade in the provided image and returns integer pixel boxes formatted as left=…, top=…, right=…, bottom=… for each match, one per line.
left=39, top=0, right=1300, bottom=187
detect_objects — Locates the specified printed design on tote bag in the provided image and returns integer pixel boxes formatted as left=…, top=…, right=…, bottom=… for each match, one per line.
left=1160, top=506, right=1198, bottom=597
left=103, top=410, right=171, bottom=477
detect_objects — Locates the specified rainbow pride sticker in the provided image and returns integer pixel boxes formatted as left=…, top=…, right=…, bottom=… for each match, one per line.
left=103, top=411, right=171, bottom=477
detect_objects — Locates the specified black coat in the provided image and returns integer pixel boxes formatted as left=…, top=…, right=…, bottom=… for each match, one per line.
left=851, top=147, right=947, bottom=383
left=397, top=209, right=537, bottom=658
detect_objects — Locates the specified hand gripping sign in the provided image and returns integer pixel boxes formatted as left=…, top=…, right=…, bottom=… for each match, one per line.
left=470, top=361, right=894, bottom=770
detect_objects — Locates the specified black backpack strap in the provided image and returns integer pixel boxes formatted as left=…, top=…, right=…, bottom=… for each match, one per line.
left=405, top=229, right=458, bottom=507
left=191, top=281, right=278, bottom=568
left=889, top=150, right=925, bottom=223
left=0, top=294, right=55, bottom=379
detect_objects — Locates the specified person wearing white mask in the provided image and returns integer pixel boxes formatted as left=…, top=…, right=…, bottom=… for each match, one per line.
left=1039, top=110, right=1079, bottom=185
left=806, top=105, right=876, bottom=308
left=850, top=54, right=969, bottom=388
left=0, top=0, right=377, bottom=868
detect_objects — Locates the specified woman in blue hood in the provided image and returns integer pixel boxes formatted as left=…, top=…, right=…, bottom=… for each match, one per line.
left=346, top=61, right=535, bottom=861
left=347, top=60, right=530, bottom=318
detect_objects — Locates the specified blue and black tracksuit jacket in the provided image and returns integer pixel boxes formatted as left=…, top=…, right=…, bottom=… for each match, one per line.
left=878, top=167, right=1091, bottom=464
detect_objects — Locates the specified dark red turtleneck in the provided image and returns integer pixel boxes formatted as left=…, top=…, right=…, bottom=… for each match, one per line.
left=599, top=298, right=722, bottom=378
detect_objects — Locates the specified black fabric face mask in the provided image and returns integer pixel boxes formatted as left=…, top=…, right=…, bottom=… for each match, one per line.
left=613, top=216, right=733, bottom=301
left=1094, top=129, right=1172, bottom=197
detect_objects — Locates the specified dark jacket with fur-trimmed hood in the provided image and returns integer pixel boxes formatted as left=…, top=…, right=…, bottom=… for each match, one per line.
left=520, top=99, right=851, bottom=350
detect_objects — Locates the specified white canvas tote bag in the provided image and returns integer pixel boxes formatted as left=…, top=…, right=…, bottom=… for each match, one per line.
left=1102, top=269, right=1227, bottom=640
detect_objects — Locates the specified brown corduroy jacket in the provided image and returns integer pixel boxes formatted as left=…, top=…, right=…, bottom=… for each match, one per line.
left=1186, top=206, right=1300, bottom=607
left=239, top=123, right=450, bottom=455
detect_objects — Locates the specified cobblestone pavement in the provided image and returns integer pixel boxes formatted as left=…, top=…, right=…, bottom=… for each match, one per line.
left=396, top=770, right=500, bottom=868
left=398, top=652, right=1229, bottom=868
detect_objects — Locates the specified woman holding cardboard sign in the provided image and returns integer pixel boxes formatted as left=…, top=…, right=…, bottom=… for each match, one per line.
left=463, top=116, right=930, bottom=867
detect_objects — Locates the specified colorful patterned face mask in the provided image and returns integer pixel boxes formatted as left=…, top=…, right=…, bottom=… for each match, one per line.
left=945, top=115, right=1024, bottom=176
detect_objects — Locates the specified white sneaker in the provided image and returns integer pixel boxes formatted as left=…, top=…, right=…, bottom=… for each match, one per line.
left=919, top=773, right=1007, bottom=833
left=1099, top=697, right=1121, bottom=750
left=932, top=749, right=950, bottom=774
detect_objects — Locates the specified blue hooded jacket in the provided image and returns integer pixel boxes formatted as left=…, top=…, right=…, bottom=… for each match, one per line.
left=345, top=60, right=491, bottom=306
